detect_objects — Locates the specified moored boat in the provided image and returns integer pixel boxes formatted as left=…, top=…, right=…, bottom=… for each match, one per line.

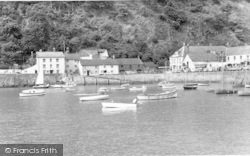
left=158, top=81, right=173, bottom=87
left=98, top=87, right=110, bottom=93
left=19, top=89, right=45, bottom=97
left=102, top=99, right=139, bottom=108
left=79, top=94, right=109, bottom=101
left=129, top=85, right=146, bottom=91
left=33, top=70, right=50, bottom=88
left=215, top=89, right=237, bottom=94
left=183, top=83, right=198, bottom=90
left=137, top=90, right=177, bottom=100
left=245, top=84, right=250, bottom=88
left=238, top=90, right=250, bottom=96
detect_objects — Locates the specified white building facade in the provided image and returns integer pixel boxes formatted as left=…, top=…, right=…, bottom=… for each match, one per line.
left=226, top=46, right=250, bottom=66
left=36, top=51, right=65, bottom=74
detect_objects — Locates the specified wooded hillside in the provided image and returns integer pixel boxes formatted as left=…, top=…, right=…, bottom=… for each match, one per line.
left=1, top=0, right=250, bottom=67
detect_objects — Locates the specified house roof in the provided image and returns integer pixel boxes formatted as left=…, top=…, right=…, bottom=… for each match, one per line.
left=80, top=58, right=143, bottom=66
left=187, top=52, right=218, bottom=62
left=227, top=46, right=250, bottom=56
left=183, top=46, right=226, bottom=57
left=116, top=58, right=143, bottom=65
left=80, top=59, right=118, bottom=66
left=143, top=62, right=158, bottom=68
left=170, top=45, right=226, bottom=58
left=65, top=53, right=80, bottom=60
left=36, top=52, right=64, bottom=58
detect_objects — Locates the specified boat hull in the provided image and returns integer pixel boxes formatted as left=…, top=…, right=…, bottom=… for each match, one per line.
left=215, top=89, right=237, bottom=94
left=238, top=90, right=250, bottom=96
left=183, top=85, right=197, bottom=90
left=19, top=89, right=45, bottom=97
left=79, top=95, right=109, bottom=101
left=102, top=102, right=137, bottom=108
left=137, top=90, right=177, bottom=100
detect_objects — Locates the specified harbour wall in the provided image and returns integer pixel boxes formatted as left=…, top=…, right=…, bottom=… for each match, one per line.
left=0, top=71, right=248, bottom=88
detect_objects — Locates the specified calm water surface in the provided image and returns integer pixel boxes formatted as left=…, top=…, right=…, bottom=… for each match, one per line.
left=0, top=84, right=250, bottom=155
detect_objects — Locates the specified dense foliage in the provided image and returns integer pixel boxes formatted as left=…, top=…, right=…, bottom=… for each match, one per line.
left=1, top=0, right=250, bottom=67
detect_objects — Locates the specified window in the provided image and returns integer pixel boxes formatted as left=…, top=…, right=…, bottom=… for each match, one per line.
left=247, top=55, right=249, bottom=59
left=57, top=70, right=59, bottom=73
left=111, top=65, right=113, bottom=68
left=234, top=56, right=236, bottom=61
left=43, top=59, right=45, bottom=62
left=74, top=65, right=77, bottom=68
left=50, top=59, right=52, bottom=62
left=44, top=70, right=46, bottom=74
left=66, top=65, right=69, bottom=68
left=120, top=65, right=123, bottom=68
left=50, top=64, right=52, bottom=68
left=111, top=70, right=113, bottom=73
left=56, top=64, right=59, bottom=68
left=104, top=65, right=106, bottom=68
left=56, top=59, right=59, bottom=62
left=240, top=56, right=242, bottom=60
left=227, top=57, right=230, bottom=61
left=95, top=66, right=98, bottom=69
left=43, top=64, right=46, bottom=68
left=138, top=65, right=140, bottom=68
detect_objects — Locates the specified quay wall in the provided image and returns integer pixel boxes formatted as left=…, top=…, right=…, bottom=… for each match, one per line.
left=0, top=71, right=248, bottom=88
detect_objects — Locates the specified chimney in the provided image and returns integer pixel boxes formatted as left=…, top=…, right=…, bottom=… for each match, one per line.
left=66, top=47, right=69, bottom=54
left=53, top=47, right=56, bottom=52
left=39, top=49, right=42, bottom=52
left=112, top=55, right=115, bottom=59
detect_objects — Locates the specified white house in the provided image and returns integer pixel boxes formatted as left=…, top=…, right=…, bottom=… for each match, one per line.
left=170, top=44, right=226, bottom=72
left=226, top=45, right=250, bottom=67
left=65, top=53, right=80, bottom=74
left=36, top=50, right=65, bottom=74
left=79, top=59, right=119, bottom=76
left=183, top=51, right=221, bottom=72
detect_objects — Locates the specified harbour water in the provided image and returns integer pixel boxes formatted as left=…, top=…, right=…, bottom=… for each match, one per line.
left=0, top=84, right=250, bottom=155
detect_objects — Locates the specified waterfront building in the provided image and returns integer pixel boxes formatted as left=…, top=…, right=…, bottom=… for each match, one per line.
left=143, top=62, right=158, bottom=73
left=79, top=59, right=119, bottom=76
left=79, top=58, right=144, bottom=76
left=169, top=44, right=226, bottom=72
left=36, top=50, right=65, bottom=74
left=116, top=58, right=144, bottom=73
left=226, top=45, right=250, bottom=67
left=65, top=53, right=80, bottom=74
left=183, top=50, right=221, bottom=72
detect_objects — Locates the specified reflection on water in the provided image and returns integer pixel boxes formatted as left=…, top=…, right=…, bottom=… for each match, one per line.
left=102, top=107, right=137, bottom=115
left=0, top=84, right=250, bottom=155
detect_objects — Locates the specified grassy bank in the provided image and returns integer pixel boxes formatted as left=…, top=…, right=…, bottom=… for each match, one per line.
left=0, top=71, right=247, bottom=88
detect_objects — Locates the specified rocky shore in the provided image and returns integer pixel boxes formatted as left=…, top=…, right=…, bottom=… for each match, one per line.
left=0, top=71, right=247, bottom=88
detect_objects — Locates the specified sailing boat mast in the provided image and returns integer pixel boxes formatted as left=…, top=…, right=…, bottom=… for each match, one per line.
left=220, top=44, right=228, bottom=90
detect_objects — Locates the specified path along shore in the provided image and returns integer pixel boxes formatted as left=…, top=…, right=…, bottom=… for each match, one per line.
left=0, top=71, right=248, bottom=88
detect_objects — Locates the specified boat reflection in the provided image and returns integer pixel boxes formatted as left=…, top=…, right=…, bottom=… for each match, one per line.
left=102, top=107, right=136, bottom=115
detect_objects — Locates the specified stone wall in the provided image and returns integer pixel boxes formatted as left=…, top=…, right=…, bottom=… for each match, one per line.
left=0, top=71, right=248, bottom=88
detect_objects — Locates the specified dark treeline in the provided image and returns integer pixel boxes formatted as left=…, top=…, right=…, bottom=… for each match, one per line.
left=1, top=0, right=250, bottom=68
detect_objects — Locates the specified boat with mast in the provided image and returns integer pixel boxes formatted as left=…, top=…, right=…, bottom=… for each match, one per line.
left=33, top=70, right=50, bottom=88
left=183, top=69, right=198, bottom=90
left=238, top=62, right=250, bottom=96
left=215, top=45, right=237, bottom=94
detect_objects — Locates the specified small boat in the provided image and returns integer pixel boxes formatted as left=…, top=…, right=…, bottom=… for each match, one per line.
left=162, top=83, right=176, bottom=90
left=19, top=89, right=45, bottom=97
left=50, top=84, right=63, bottom=88
left=111, top=86, right=126, bottom=90
left=158, top=81, right=173, bottom=87
left=98, top=87, right=110, bottom=93
left=102, top=99, right=139, bottom=108
left=33, top=70, right=50, bottom=88
left=198, top=83, right=210, bottom=86
left=183, top=83, right=198, bottom=90
left=79, top=94, right=109, bottom=101
left=238, top=90, right=250, bottom=96
left=245, top=84, right=250, bottom=88
left=215, top=89, right=237, bottom=94
left=137, top=90, right=177, bottom=100
left=121, top=84, right=130, bottom=88
left=129, top=85, right=146, bottom=91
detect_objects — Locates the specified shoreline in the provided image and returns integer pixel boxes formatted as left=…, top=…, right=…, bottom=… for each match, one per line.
left=0, top=71, right=247, bottom=88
